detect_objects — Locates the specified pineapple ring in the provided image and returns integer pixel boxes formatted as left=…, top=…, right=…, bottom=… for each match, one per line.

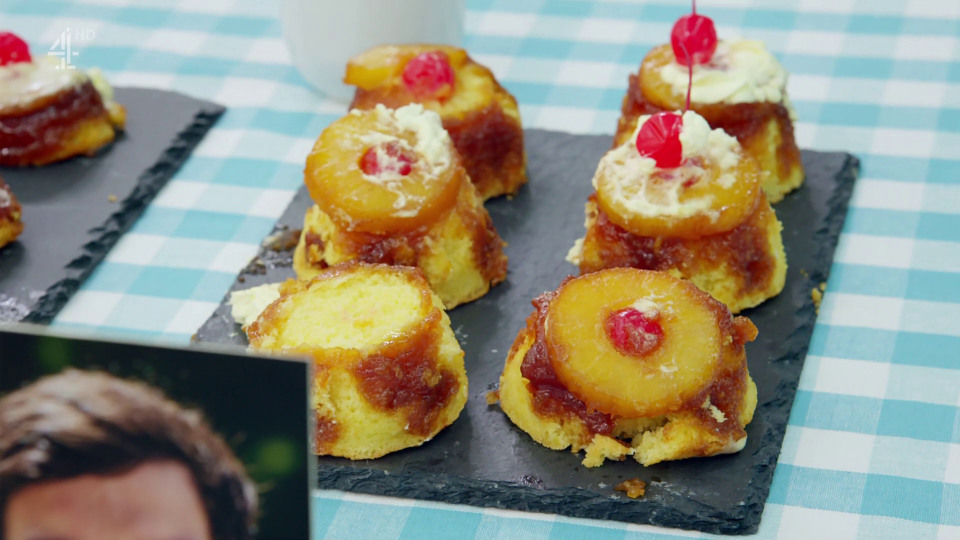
left=639, top=44, right=698, bottom=112
left=594, top=128, right=763, bottom=239
left=305, top=106, right=463, bottom=234
left=640, top=42, right=787, bottom=111
left=345, top=45, right=469, bottom=92
left=545, top=268, right=724, bottom=418
left=345, top=45, right=501, bottom=122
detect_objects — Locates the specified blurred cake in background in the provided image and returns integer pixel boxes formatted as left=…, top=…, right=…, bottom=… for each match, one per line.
left=0, top=31, right=125, bottom=167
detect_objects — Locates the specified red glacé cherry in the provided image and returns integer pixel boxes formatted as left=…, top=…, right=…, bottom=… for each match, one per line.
left=670, top=13, right=717, bottom=66
left=0, top=32, right=31, bottom=66
left=402, top=51, right=455, bottom=97
left=360, top=142, right=413, bottom=176
left=635, top=112, right=683, bottom=168
left=605, top=307, right=664, bottom=358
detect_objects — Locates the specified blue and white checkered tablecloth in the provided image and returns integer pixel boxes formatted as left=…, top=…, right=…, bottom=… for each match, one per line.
left=2, top=0, right=959, bottom=537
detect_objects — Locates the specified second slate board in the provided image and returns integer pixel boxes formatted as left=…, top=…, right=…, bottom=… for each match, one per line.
left=0, top=88, right=224, bottom=323
left=196, top=130, right=859, bottom=535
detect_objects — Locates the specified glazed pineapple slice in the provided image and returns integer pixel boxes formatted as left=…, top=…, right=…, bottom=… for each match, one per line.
left=345, top=45, right=469, bottom=93
left=305, top=105, right=464, bottom=234
left=638, top=44, right=698, bottom=112
left=545, top=268, right=725, bottom=418
left=345, top=45, right=489, bottom=113
left=594, top=111, right=763, bottom=240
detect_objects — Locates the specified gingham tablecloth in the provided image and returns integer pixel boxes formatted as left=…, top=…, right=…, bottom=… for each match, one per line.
left=3, top=0, right=959, bottom=537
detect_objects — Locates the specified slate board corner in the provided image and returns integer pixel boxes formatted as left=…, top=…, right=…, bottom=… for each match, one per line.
left=1, top=88, right=226, bottom=324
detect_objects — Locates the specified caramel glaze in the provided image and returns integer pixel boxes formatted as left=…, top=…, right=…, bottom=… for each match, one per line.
left=518, top=287, right=617, bottom=436
left=315, top=415, right=341, bottom=454
left=517, top=283, right=756, bottom=440
left=350, top=311, right=460, bottom=437
left=0, top=80, right=109, bottom=167
left=312, top=365, right=342, bottom=454
left=615, top=72, right=802, bottom=183
left=689, top=306, right=755, bottom=440
left=0, top=177, right=20, bottom=223
left=580, top=194, right=777, bottom=296
left=349, top=68, right=525, bottom=200
left=442, top=104, right=525, bottom=200
left=303, top=231, right=329, bottom=271
left=304, top=182, right=507, bottom=285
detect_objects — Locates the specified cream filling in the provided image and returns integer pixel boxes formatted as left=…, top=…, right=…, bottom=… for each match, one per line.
left=592, top=110, right=742, bottom=222
left=0, top=56, right=115, bottom=109
left=565, top=238, right=584, bottom=265
left=0, top=188, right=10, bottom=208
left=367, top=103, right=452, bottom=175
left=229, top=283, right=282, bottom=328
left=783, top=93, right=800, bottom=123
left=630, top=298, right=660, bottom=318
left=349, top=103, right=455, bottom=218
left=718, top=436, right=748, bottom=455
left=659, top=39, right=788, bottom=105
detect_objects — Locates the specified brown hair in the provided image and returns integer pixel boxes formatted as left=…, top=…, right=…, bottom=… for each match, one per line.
left=0, top=369, right=258, bottom=539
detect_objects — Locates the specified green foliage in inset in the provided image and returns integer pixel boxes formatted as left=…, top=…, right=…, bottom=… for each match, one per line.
left=37, top=337, right=72, bottom=374
left=252, top=437, right=299, bottom=478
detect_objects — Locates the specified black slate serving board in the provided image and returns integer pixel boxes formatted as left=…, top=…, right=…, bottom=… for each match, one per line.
left=0, top=88, right=224, bottom=323
left=196, top=130, right=859, bottom=535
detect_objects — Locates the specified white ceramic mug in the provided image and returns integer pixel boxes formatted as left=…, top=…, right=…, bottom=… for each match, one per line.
left=281, top=0, right=466, bottom=102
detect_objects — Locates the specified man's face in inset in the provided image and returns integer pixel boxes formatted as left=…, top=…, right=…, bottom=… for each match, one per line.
left=4, top=460, right=212, bottom=540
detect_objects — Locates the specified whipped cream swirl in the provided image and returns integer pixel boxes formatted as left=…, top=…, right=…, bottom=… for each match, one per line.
left=592, top=110, right=742, bottom=221
left=358, top=103, right=452, bottom=177
left=659, top=39, right=789, bottom=106
left=348, top=103, right=455, bottom=217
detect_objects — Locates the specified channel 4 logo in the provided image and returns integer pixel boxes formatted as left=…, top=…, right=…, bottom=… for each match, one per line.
left=48, top=28, right=96, bottom=70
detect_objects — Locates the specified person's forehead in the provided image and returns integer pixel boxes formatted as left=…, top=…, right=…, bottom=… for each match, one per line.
left=4, top=461, right=211, bottom=540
